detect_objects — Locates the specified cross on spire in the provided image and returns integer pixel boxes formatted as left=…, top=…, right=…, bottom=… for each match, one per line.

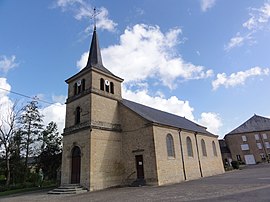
left=92, top=7, right=98, bottom=30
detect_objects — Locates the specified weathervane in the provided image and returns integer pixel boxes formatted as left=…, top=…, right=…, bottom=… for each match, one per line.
left=92, top=7, right=99, bottom=30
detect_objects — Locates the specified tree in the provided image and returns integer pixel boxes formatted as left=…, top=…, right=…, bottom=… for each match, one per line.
left=19, top=100, right=43, bottom=180
left=0, top=102, right=20, bottom=186
left=39, top=122, right=62, bottom=181
left=9, top=129, right=25, bottom=184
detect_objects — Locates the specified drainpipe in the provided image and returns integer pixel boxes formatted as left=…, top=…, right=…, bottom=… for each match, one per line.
left=194, top=132, right=203, bottom=177
left=178, top=129, right=186, bottom=180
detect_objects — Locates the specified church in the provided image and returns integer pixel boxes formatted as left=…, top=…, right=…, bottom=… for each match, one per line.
left=61, top=27, right=224, bottom=191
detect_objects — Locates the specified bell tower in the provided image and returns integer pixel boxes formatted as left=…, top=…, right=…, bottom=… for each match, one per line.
left=61, top=26, right=124, bottom=190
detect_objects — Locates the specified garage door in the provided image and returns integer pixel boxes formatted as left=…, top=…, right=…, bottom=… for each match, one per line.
left=244, top=154, right=256, bottom=165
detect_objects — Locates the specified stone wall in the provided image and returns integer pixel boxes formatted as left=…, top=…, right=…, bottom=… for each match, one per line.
left=61, top=129, right=91, bottom=189
left=178, top=131, right=201, bottom=180
left=196, top=134, right=224, bottom=177
left=89, top=129, right=123, bottom=191
left=91, top=93, right=120, bottom=125
left=119, top=104, right=158, bottom=185
left=152, top=126, right=185, bottom=185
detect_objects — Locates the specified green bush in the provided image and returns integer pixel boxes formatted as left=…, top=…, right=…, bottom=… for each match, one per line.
left=27, top=172, right=39, bottom=186
left=231, top=161, right=239, bottom=169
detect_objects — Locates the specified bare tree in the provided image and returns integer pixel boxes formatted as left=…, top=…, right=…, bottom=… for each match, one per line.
left=0, top=102, right=20, bottom=186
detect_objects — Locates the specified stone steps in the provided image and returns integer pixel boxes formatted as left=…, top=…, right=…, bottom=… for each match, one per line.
left=48, top=184, right=88, bottom=194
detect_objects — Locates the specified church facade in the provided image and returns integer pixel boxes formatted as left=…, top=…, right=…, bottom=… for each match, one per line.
left=61, top=28, right=224, bottom=191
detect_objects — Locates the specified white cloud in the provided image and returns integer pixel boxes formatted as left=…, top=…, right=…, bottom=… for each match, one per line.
left=123, top=87, right=195, bottom=121
left=200, top=0, right=216, bottom=12
left=212, top=66, right=269, bottom=90
left=52, top=94, right=66, bottom=104
left=77, top=24, right=213, bottom=89
left=0, top=55, right=18, bottom=74
left=198, top=112, right=222, bottom=135
left=0, top=76, right=66, bottom=134
left=226, top=2, right=270, bottom=51
left=224, top=33, right=245, bottom=51
left=40, top=103, right=66, bottom=134
left=0, top=78, right=14, bottom=132
left=95, top=7, right=117, bottom=31
left=54, top=0, right=117, bottom=32
left=135, top=8, right=144, bottom=16
left=0, top=78, right=12, bottom=107
left=243, top=2, right=270, bottom=31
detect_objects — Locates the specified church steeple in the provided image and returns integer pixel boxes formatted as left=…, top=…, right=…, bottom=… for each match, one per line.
left=86, top=26, right=103, bottom=68
left=85, top=26, right=114, bottom=76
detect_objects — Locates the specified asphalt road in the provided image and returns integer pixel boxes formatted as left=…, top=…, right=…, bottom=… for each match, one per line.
left=1, top=163, right=270, bottom=202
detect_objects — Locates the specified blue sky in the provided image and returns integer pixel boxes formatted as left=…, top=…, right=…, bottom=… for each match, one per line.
left=1, top=0, right=270, bottom=138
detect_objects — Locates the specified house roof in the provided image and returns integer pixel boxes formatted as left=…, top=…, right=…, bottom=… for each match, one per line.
left=120, top=99, right=216, bottom=137
left=226, top=114, right=270, bottom=135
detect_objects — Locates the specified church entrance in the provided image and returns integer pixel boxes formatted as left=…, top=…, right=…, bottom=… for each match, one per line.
left=135, top=155, right=144, bottom=179
left=71, top=146, right=81, bottom=184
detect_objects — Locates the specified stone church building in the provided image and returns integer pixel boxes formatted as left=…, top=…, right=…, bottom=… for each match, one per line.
left=61, top=27, right=224, bottom=191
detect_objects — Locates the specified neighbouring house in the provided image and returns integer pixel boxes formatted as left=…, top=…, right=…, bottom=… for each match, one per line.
left=61, top=26, right=224, bottom=191
left=224, top=114, right=270, bottom=165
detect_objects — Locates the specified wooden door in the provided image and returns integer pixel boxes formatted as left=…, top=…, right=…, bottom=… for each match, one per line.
left=71, top=146, right=81, bottom=184
left=135, top=155, right=144, bottom=179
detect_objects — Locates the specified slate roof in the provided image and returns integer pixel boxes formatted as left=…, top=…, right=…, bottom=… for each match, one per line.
left=226, top=114, right=270, bottom=135
left=121, top=99, right=216, bottom=137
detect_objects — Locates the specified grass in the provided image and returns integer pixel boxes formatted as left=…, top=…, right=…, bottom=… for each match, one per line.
left=0, top=184, right=57, bottom=197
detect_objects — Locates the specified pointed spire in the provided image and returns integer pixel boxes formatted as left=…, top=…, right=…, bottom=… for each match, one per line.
left=86, top=26, right=103, bottom=68
left=85, top=27, right=115, bottom=76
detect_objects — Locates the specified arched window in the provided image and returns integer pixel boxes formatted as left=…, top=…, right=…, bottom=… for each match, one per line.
left=105, top=83, right=109, bottom=92
left=166, top=134, right=175, bottom=157
left=75, top=107, right=81, bottom=125
left=77, top=84, right=81, bottom=94
left=110, top=82, right=114, bottom=94
left=201, top=139, right=207, bottom=156
left=212, top=141, right=217, bottom=156
left=74, top=83, right=78, bottom=95
left=186, top=137, right=193, bottom=157
left=82, top=79, right=85, bottom=91
left=100, top=78, right=104, bottom=91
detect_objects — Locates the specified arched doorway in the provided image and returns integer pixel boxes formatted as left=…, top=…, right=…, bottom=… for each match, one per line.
left=71, top=146, right=81, bottom=184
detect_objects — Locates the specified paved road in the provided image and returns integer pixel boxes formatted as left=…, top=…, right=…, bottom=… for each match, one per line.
left=1, top=164, right=270, bottom=202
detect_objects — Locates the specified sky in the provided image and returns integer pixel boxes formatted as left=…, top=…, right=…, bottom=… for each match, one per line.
left=1, top=0, right=270, bottom=138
